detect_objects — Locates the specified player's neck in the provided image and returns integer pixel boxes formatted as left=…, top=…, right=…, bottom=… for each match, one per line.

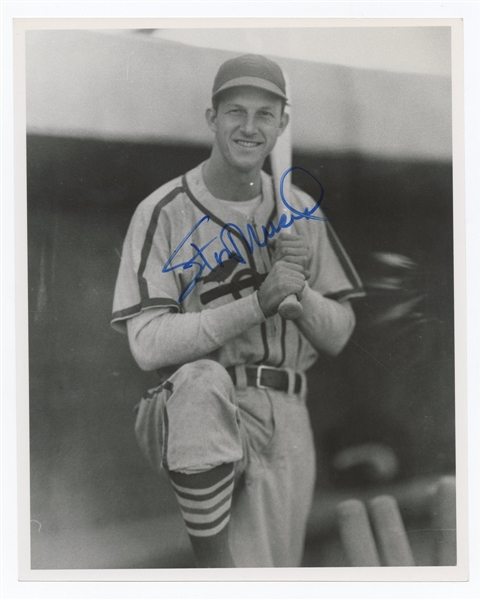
left=203, top=155, right=262, bottom=202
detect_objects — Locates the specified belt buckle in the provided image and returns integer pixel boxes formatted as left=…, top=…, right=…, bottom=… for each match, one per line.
left=298, top=372, right=307, bottom=397
left=286, top=368, right=296, bottom=396
left=285, top=368, right=306, bottom=396
left=256, top=365, right=274, bottom=389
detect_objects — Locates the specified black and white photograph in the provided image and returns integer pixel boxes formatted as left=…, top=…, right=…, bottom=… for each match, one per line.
left=10, top=16, right=471, bottom=583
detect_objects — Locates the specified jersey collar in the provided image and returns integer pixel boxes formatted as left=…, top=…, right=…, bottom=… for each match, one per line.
left=184, top=162, right=277, bottom=228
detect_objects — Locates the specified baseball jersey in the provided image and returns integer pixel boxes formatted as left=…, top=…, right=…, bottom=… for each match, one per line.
left=111, top=162, right=365, bottom=373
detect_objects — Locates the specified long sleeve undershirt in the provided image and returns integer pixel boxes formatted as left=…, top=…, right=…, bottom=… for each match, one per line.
left=127, top=286, right=355, bottom=371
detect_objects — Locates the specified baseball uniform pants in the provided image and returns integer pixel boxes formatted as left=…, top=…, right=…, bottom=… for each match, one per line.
left=134, top=359, right=317, bottom=567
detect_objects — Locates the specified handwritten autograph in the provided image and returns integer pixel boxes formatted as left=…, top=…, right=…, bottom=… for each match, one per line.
left=163, top=167, right=326, bottom=303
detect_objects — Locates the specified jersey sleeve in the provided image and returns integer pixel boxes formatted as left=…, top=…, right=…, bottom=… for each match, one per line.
left=111, top=186, right=183, bottom=333
left=292, top=186, right=365, bottom=302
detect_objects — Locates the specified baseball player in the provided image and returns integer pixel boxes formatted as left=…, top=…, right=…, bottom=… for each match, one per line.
left=111, top=54, right=365, bottom=568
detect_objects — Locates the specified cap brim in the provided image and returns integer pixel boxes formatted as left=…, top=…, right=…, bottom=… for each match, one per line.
left=212, top=76, right=287, bottom=101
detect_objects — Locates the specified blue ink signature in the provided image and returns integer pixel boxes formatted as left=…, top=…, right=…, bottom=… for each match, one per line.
left=163, top=167, right=326, bottom=303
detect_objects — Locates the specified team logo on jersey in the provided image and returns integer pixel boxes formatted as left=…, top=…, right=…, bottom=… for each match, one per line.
left=199, top=258, right=267, bottom=305
left=199, top=255, right=241, bottom=285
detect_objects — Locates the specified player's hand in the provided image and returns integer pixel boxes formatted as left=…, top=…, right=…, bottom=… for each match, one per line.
left=258, top=261, right=306, bottom=318
left=271, top=233, right=311, bottom=279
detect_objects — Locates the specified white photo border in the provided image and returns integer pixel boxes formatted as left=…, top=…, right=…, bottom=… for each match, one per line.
left=2, top=2, right=480, bottom=599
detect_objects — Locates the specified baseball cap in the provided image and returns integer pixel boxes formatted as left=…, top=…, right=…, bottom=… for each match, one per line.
left=212, top=54, right=288, bottom=102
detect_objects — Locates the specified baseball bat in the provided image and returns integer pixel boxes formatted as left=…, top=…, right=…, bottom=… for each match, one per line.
left=270, top=72, right=303, bottom=321
left=368, top=495, right=415, bottom=566
left=337, top=499, right=381, bottom=566
left=432, top=476, right=456, bottom=566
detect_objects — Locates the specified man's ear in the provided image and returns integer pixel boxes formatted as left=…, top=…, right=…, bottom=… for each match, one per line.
left=278, top=112, right=290, bottom=136
left=205, top=107, right=217, bottom=133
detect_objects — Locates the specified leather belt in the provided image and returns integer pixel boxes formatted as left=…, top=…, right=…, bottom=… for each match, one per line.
left=227, top=365, right=303, bottom=395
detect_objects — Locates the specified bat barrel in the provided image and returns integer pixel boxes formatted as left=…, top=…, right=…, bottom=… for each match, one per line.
left=368, top=495, right=415, bottom=566
left=337, top=499, right=381, bottom=566
left=270, top=69, right=303, bottom=322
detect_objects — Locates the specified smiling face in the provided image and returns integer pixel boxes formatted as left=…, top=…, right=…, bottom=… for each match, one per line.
left=206, top=86, right=289, bottom=175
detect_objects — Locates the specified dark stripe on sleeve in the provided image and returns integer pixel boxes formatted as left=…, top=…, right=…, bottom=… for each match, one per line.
left=111, top=297, right=180, bottom=321
left=324, top=221, right=363, bottom=292
left=137, top=186, right=184, bottom=302
left=324, top=287, right=366, bottom=302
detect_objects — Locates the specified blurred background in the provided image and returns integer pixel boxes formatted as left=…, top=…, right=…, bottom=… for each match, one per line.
left=26, top=27, right=454, bottom=569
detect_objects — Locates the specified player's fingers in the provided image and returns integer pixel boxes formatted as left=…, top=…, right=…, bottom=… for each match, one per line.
left=272, top=246, right=308, bottom=261
left=276, top=269, right=306, bottom=292
left=275, top=237, right=309, bottom=249
left=274, top=273, right=304, bottom=293
left=272, top=253, right=309, bottom=275
left=274, top=260, right=305, bottom=274
left=275, top=232, right=304, bottom=244
left=274, top=244, right=310, bottom=260
left=274, top=253, right=307, bottom=265
left=280, top=258, right=310, bottom=276
left=276, top=237, right=307, bottom=246
left=273, top=247, right=309, bottom=265
left=282, top=277, right=306, bottom=297
left=274, top=245, right=309, bottom=258
left=280, top=271, right=306, bottom=285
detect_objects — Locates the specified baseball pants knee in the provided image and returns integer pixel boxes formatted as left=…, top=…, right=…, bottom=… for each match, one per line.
left=134, top=359, right=316, bottom=567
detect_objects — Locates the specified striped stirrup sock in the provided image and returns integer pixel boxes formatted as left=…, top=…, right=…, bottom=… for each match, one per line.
left=169, top=463, right=235, bottom=539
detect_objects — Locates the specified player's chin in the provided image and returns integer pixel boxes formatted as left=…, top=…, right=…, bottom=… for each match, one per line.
left=231, top=155, right=265, bottom=172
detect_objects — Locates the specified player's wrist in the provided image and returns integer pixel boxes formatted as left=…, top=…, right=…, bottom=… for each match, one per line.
left=255, top=290, right=271, bottom=320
